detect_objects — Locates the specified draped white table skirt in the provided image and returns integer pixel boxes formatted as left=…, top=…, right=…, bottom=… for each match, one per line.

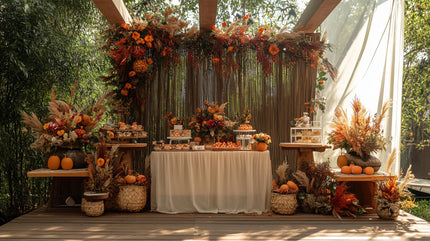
left=150, top=151, right=272, bottom=214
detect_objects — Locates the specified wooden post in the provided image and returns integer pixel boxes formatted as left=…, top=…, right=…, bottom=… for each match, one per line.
left=295, top=0, right=341, bottom=33
left=199, top=0, right=218, bottom=31
left=92, top=0, right=132, bottom=25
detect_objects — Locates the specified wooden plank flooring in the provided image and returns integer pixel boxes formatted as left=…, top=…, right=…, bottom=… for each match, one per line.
left=1, top=207, right=430, bottom=240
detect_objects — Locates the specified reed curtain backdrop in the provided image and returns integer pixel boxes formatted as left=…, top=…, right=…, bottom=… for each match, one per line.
left=127, top=34, right=320, bottom=172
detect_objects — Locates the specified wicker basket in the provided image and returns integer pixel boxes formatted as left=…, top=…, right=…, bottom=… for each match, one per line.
left=117, top=185, right=147, bottom=212
left=376, top=199, right=400, bottom=220
left=271, top=192, right=298, bottom=215
left=81, top=198, right=104, bottom=217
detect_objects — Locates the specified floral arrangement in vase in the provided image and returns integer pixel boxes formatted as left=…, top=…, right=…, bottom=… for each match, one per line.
left=85, top=142, right=119, bottom=195
left=327, top=98, right=391, bottom=171
left=252, top=132, right=271, bottom=151
left=21, top=87, right=112, bottom=154
left=188, top=101, right=235, bottom=143
left=164, top=112, right=182, bottom=129
left=376, top=165, right=415, bottom=220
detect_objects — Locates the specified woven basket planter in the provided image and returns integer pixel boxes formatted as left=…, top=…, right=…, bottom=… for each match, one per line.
left=117, top=185, right=147, bottom=212
left=81, top=198, right=104, bottom=217
left=271, top=192, right=298, bottom=215
left=376, top=199, right=400, bottom=220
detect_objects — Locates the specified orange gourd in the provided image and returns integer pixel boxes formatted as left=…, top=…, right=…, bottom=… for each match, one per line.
left=287, top=181, right=299, bottom=192
left=341, top=165, right=352, bottom=174
left=279, top=184, right=290, bottom=194
left=337, top=155, right=348, bottom=168
left=351, top=165, right=363, bottom=174
left=272, top=180, right=279, bottom=190
left=125, top=175, right=136, bottom=184
left=61, top=157, right=73, bottom=170
left=137, top=175, right=147, bottom=183
left=255, top=142, right=267, bottom=151
left=47, top=155, right=61, bottom=170
left=194, top=137, right=202, bottom=143
left=364, top=166, right=375, bottom=175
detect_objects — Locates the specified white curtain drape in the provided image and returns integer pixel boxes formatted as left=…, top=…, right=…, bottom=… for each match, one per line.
left=319, top=0, right=404, bottom=174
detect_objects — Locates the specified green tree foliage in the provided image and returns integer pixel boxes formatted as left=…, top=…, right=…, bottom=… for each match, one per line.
left=127, top=0, right=298, bottom=31
left=0, top=0, right=108, bottom=224
left=402, top=0, right=430, bottom=150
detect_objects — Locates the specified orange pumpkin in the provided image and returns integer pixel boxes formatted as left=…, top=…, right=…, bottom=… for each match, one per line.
left=255, top=142, right=267, bottom=151
left=137, top=175, right=147, bottom=183
left=337, top=155, right=348, bottom=168
left=61, top=157, right=73, bottom=170
left=351, top=165, right=363, bottom=174
left=279, top=184, right=290, bottom=194
left=47, top=155, right=61, bottom=170
left=341, top=165, right=352, bottom=174
left=364, top=166, right=375, bottom=175
left=96, top=158, right=105, bottom=166
left=194, top=137, right=202, bottom=143
left=125, top=175, right=136, bottom=184
left=272, top=180, right=279, bottom=190
left=287, top=181, right=299, bottom=192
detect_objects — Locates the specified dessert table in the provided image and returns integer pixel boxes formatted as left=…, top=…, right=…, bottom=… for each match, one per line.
left=279, top=143, right=331, bottom=171
left=150, top=151, right=272, bottom=214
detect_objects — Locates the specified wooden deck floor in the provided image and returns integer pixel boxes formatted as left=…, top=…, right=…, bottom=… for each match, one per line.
left=1, top=207, right=430, bottom=240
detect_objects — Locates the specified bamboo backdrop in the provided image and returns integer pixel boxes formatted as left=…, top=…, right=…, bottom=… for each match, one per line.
left=130, top=34, right=319, bottom=175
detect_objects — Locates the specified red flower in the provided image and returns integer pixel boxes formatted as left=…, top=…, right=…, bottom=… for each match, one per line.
left=207, top=119, right=215, bottom=128
left=212, top=58, right=220, bottom=63
left=243, top=14, right=249, bottom=23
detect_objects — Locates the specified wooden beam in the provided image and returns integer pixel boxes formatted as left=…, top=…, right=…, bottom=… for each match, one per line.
left=92, top=0, right=132, bottom=25
left=199, top=0, right=218, bottom=31
left=295, top=0, right=341, bottom=33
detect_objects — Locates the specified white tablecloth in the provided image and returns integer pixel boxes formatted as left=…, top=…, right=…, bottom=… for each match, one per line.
left=150, top=151, right=272, bottom=214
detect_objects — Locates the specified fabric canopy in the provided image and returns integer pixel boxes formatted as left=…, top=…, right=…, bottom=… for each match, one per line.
left=319, top=0, right=404, bottom=174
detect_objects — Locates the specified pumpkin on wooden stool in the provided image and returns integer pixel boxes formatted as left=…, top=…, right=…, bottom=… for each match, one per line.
left=47, top=155, right=61, bottom=170
left=61, top=157, right=73, bottom=170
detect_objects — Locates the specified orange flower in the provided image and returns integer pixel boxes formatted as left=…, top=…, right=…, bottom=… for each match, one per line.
left=228, top=46, right=234, bottom=52
left=144, top=34, right=154, bottom=42
left=138, top=25, right=146, bottom=31
left=107, top=131, right=114, bottom=139
left=43, top=123, right=49, bottom=130
left=257, top=26, right=265, bottom=34
left=162, top=47, right=171, bottom=57
left=129, top=71, right=136, bottom=77
left=222, top=22, right=227, bottom=28
left=204, top=100, right=208, bottom=105
left=124, top=83, right=132, bottom=89
left=243, top=14, right=249, bottom=23
left=75, top=115, right=82, bottom=124
left=133, top=59, right=148, bottom=73
left=137, top=38, right=145, bottom=45
left=211, top=25, right=217, bottom=31
left=120, top=23, right=129, bottom=30
left=121, top=89, right=128, bottom=96
left=207, top=107, right=215, bottom=114
left=57, top=130, right=65, bottom=136
left=97, top=158, right=105, bottom=167
left=132, top=31, right=140, bottom=41
left=147, top=58, right=153, bottom=65
left=212, top=58, right=220, bottom=63
left=269, top=44, right=279, bottom=55
left=146, top=42, right=152, bottom=48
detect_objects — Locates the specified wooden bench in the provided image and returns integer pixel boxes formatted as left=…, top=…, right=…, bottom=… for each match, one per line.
left=27, top=168, right=89, bottom=207
left=333, top=172, right=392, bottom=213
